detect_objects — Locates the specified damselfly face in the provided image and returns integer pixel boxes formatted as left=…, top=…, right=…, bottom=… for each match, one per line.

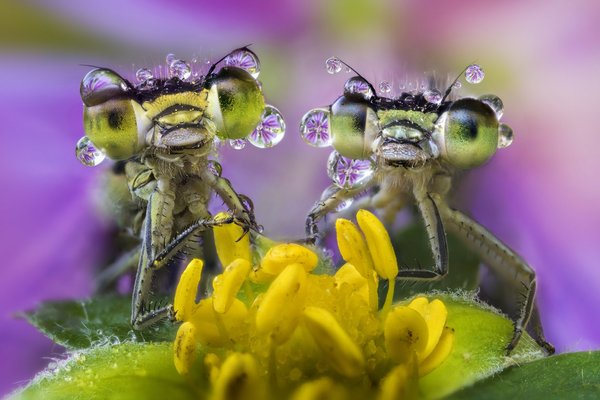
left=78, top=48, right=268, bottom=162
left=301, top=74, right=513, bottom=188
left=302, top=64, right=553, bottom=355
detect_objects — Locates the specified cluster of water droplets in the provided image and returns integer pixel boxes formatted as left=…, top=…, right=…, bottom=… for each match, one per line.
left=76, top=136, right=105, bottom=166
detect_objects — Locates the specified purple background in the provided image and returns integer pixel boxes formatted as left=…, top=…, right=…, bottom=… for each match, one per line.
left=1, top=0, right=600, bottom=395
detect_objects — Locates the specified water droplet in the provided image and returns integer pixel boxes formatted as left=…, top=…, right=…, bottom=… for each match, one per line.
left=344, top=77, right=374, bottom=100
left=208, top=160, right=222, bottom=176
left=300, top=108, right=331, bottom=147
left=248, top=105, right=286, bottom=148
left=424, top=89, right=443, bottom=104
left=169, top=59, right=191, bottom=80
left=325, top=57, right=342, bottom=74
left=80, top=69, right=128, bottom=107
left=135, top=68, right=153, bottom=83
left=327, top=151, right=375, bottom=189
left=465, top=64, right=485, bottom=84
left=224, top=49, right=260, bottom=79
left=452, top=80, right=462, bottom=89
left=76, top=137, right=105, bottom=166
left=497, top=124, right=514, bottom=148
left=345, top=66, right=352, bottom=73
left=479, top=94, right=504, bottom=119
left=165, top=53, right=176, bottom=65
left=378, top=81, right=391, bottom=94
left=229, top=139, right=246, bottom=150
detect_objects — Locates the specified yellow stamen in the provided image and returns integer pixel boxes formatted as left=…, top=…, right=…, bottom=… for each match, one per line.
left=248, top=267, right=277, bottom=284
left=204, top=353, right=221, bottom=385
left=419, top=326, right=455, bottom=376
left=407, top=297, right=448, bottom=360
left=173, top=321, right=198, bottom=375
left=334, top=263, right=378, bottom=310
left=377, top=353, right=419, bottom=400
left=335, top=218, right=375, bottom=278
left=213, top=258, right=252, bottom=314
left=173, top=259, right=203, bottom=321
left=384, top=306, right=428, bottom=363
left=212, top=353, right=263, bottom=400
left=290, top=377, right=346, bottom=400
left=260, top=243, right=318, bottom=275
left=190, top=298, right=248, bottom=347
left=356, top=210, right=398, bottom=280
left=213, top=212, right=252, bottom=266
left=255, top=263, right=307, bottom=344
left=302, top=306, right=365, bottom=378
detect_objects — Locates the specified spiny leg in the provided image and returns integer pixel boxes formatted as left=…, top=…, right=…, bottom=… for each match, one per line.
left=305, top=183, right=373, bottom=243
left=207, top=172, right=258, bottom=232
left=395, top=193, right=449, bottom=280
left=437, top=203, right=554, bottom=354
left=131, top=212, right=235, bottom=329
left=131, top=184, right=175, bottom=329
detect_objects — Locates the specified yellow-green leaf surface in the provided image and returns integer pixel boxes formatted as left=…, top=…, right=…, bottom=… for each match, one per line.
left=447, top=351, right=600, bottom=400
left=12, top=343, right=199, bottom=400
left=413, top=293, right=545, bottom=399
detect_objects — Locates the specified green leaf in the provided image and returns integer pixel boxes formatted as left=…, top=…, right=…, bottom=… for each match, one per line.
left=21, top=296, right=176, bottom=349
left=447, top=351, right=600, bottom=400
left=412, top=293, right=545, bottom=399
left=11, top=343, right=200, bottom=400
left=391, top=222, right=481, bottom=299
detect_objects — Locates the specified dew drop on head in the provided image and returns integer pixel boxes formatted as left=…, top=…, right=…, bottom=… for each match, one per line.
left=325, top=57, right=343, bottom=74
left=135, top=68, right=153, bottom=84
left=327, top=151, right=375, bottom=189
left=170, top=59, right=191, bottom=80
left=479, top=94, right=504, bottom=119
left=344, top=77, right=374, bottom=100
left=424, top=89, right=443, bottom=104
left=300, top=108, right=331, bottom=147
left=378, top=81, right=391, bottom=94
left=224, top=49, right=261, bottom=79
left=248, top=105, right=286, bottom=148
left=497, top=124, right=514, bottom=148
left=465, top=64, right=485, bottom=84
left=229, top=138, right=247, bottom=150
left=76, top=136, right=105, bottom=166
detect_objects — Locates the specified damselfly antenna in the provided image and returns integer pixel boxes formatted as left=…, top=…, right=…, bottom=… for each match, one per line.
left=334, top=57, right=379, bottom=101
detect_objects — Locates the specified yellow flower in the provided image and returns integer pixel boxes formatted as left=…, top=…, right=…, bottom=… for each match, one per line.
left=171, top=210, right=454, bottom=398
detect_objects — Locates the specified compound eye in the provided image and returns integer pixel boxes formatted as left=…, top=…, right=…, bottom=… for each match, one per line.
left=83, top=99, right=145, bottom=160
left=329, top=95, right=379, bottom=160
left=80, top=68, right=130, bottom=107
left=439, top=98, right=499, bottom=169
left=205, top=67, right=265, bottom=140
